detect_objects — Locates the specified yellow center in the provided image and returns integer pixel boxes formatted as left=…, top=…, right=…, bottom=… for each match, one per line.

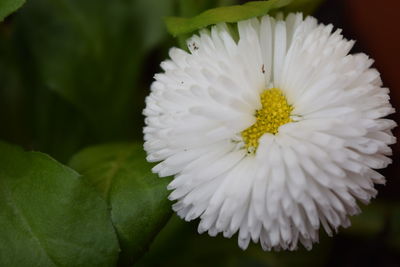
left=241, top=88, right=293, bottom=151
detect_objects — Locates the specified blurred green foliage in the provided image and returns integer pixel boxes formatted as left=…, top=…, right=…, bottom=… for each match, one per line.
left=0, top=142, right=120, bottom=266
left=0, top=0, right=175, bottom=162
left=165, top=0, right=292, bottom=36
left=136, top=214, right=332, bottom=267
left=135, top=201, right=400, bottom=267
left=0, top=0, right=25, bottom=21
left=70, top=143, right=172, bottom=266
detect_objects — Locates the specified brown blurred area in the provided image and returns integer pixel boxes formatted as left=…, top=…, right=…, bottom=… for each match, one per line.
left=345, top=0, right=400, bottom=148
left=346, top=0, right=400, bottom=201
left=313, top=1, right=400, bottom=266
left=315, top=0, right=400, bottom=201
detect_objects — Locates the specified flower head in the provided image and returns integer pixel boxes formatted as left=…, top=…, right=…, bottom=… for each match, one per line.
left=143, top=13, right=396, bottom=250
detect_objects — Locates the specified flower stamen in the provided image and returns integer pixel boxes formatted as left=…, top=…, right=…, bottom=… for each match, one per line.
left=241, top=88, right=293, bottom=151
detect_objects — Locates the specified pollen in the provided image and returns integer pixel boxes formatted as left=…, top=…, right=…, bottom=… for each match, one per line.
left=241, top=88, right=293, bottom=152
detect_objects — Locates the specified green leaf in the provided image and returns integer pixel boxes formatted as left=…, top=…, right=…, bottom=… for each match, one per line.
left=165, top=0, right=292, bottom=36
left=136, top=215, right=332, bottom=267
left=173, top=0, right=239, bottom=49
left=0, top=25, right=90, bottom=163
left=178, top=0, right=228, bottom=18
left=7, top=0, right=174, bottom=143
left=166, top=0, right=326, bottom=37
left=342, top=202, right=387, bottom=237
left=0, top=141, right=120, bottom=267
left=0, top=0, right=25, bottom=21
left=69, top=143, right=172, bottom=266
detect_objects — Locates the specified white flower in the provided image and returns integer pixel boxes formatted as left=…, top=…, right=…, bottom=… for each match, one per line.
left=143, top=13, right=396, bottom=251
